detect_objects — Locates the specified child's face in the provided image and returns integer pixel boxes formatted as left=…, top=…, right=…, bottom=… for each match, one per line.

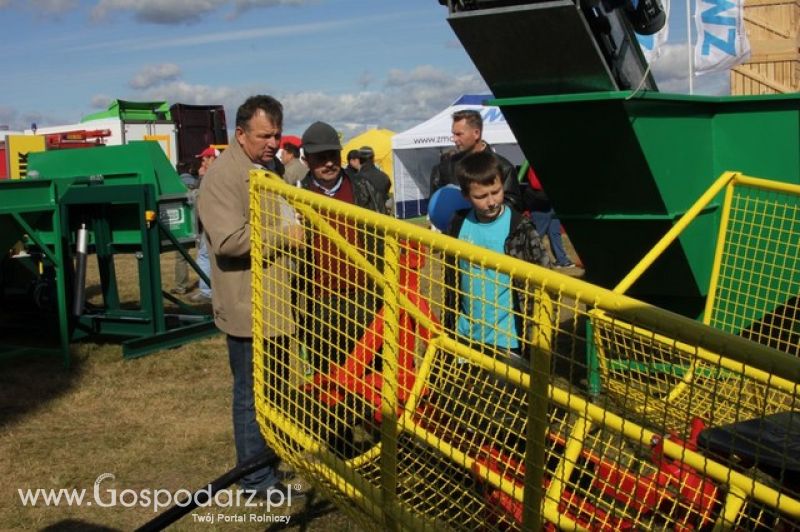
left=465, top=175, right=504, bottom=222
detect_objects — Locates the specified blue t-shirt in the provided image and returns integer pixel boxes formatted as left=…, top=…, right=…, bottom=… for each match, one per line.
left=456, top=207, right=519, bottom=349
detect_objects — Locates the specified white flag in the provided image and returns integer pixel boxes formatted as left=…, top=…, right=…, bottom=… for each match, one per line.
left=694, top=0, right=750, bottom=75
left=636, top=0, right=670, bottom=63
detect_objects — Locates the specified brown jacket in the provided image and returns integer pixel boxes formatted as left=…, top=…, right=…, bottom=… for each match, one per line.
left=197, top=140, right=296, bottom=338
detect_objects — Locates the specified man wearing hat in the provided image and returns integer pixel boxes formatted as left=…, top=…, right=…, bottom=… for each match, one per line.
left=299, top=122, right=381, bottom=210
left=344, top=149, right=361, bottom=180
left=297, top=122, right=384, bottom=431
left=198, top=145, right=220, bottom=168
left=357, top=145, right=392, bottom=214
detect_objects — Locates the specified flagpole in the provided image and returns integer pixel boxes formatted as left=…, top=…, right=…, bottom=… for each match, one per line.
left=687, top=0, right=694, bottom=93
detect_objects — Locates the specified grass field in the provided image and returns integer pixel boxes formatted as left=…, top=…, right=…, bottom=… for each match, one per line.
left=1, top=227, right=582, bottom=531
left=0, top=253, right=357, bottom=531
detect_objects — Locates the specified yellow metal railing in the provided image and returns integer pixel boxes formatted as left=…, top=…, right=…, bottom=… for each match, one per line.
left=592, top=172, right=800, bottom=433
left=250, top=170, right=800, bottom=531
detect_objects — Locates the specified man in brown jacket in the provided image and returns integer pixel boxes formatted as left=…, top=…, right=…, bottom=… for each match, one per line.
left=198, top=95, right=304, bottom=497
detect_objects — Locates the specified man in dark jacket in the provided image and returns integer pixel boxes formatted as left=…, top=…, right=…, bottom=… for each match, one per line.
left=357, top=145, right=392, bottom=214
left=344, top=149, right=361, bottom=180
left=429, top=109, right=523, bottom=210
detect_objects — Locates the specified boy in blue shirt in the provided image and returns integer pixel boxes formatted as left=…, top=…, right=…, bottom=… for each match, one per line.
left=443, top=150, right=551, bottom=363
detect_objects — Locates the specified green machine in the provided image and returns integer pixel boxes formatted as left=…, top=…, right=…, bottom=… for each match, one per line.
left=444, top=2, right=800, bottom=317
left=0, top=142, right=216, bottom=365
left=495, top=91, right=800, bottom=316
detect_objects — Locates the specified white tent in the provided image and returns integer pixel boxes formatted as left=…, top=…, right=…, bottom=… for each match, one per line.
left=392, top=94, right=524, bottom=219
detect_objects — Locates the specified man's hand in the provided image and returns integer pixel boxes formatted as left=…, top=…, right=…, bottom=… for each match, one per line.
left=285, top=223, right=305, bottom=248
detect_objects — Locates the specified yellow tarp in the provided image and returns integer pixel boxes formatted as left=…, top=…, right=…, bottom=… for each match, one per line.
left=341, top=128, right=395, bottom=184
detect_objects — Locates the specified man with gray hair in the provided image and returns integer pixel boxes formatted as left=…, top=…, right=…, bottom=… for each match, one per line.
left=198, top=95, right=305, bottom=498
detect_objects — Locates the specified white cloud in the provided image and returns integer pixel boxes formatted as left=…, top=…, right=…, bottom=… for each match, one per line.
left=694, top=72, right=730, bottom=96
left=90, top=94, right=113, bottom=109
left=1, top=105, right=75, bottom=130
left=280, top=66, right=488, bottom=138
left=129, top=63, right=182, bottom=89
left=23, top=111, right=49, bottom=131
left=91, top=0, right=218, bottom=24
left=90, top=0, right=315, bottom=24
left=0, top=105, right=53, bottom=131
left=0, top=0, right=13, bottom=8
left=386, top=65, right=454, bottom=87
left=4, top=65, right=484, bottom=142
left=231, top=0, right=313, bottom=16
left=135, top=80, right=248, bottom=118
left=356, top=70, right=374, bottom=90
left=127, top=65, right=486, bottom=141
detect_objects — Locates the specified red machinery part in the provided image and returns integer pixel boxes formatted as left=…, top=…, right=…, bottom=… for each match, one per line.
left=45, top=129, right=112, bottom=150
left=301, top=242, right=438, bottom=422
left=472, top=418, right=720, bottom=530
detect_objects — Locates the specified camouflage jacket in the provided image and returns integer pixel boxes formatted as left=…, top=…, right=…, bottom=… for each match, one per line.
left=443, top=207, right=551, bottom=345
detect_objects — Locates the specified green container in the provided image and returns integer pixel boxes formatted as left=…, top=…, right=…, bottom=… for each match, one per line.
left=0, top=178, right=59, bottom=253
left=26, top=142, right=195, bottom=248
left=493, top=91, right=800, bottom=316
left=1, top=142, right=214, bottom=363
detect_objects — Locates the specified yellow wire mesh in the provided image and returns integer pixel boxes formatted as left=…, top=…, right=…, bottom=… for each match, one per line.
left=710, top=183, right=800, bottom=354
left=595, top=174, right=800, bottom=434
left=250, top=170, right=800, bottom=531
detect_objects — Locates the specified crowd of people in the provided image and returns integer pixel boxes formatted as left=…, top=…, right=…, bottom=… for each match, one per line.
left=179, top=94, right=580, bottom=502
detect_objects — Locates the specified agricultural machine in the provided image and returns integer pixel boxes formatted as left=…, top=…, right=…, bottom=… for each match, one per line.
left=0, top=142, right=216, bottom=365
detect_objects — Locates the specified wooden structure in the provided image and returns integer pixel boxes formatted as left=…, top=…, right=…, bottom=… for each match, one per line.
left=731, top=0, right=800, bottom=94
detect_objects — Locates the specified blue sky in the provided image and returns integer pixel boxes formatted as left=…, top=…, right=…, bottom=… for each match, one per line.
left=0, top=0, right=728, bottom=140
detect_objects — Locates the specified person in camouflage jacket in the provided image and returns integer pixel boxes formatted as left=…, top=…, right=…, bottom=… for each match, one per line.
left=442, top=151, right=551, bottom=359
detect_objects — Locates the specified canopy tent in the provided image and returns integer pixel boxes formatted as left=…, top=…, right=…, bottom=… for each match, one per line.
left=392, top=94, right=524, bottom=219
left=341, top=128, right=395, bottom=183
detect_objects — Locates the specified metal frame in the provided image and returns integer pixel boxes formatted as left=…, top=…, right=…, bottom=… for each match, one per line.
left=0, top=177, right=216, bottom=365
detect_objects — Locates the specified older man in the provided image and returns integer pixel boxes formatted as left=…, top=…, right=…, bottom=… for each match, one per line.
left=198, top=95, right=304, bottom=497
left=297, top=121, right=383, bottom=376
left=429, top=109, right=522, bottom=210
